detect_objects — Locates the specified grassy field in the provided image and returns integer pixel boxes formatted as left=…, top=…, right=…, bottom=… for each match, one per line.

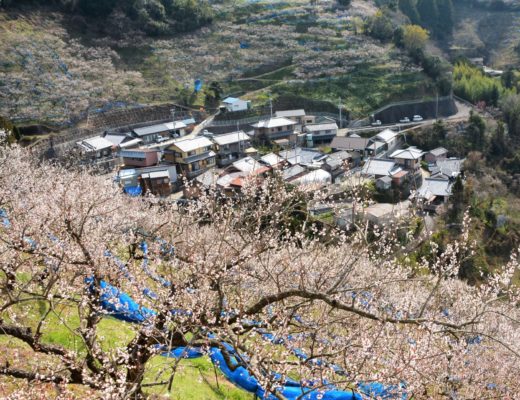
left=0, top=301, right=251, bottom=399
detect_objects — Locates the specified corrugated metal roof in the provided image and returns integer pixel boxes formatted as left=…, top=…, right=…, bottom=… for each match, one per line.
left=164, top=121, right=187, bottom=130
left=374, top=129, right=398, bottom=143
left=223, top=97, right=240, bottom=104
left=275, top=109, right=306, bottom=118
left=418, top=178, right=452, bottom=198
left=305, top=122, right=338, bottom=132
left=282, top=165, right=306, bottom=181
left=279, top=148, right=325, bottom=166
left=212, top=131, right=249, bottom=145
left=133, top=123, right=169, bottom=136
left=260, top=153, right=284, bottom=166
left=232, top=156, right=265, bottom=173
left=77, top=136, right=113, bottom=151
left=104, top=134, right=128, bottom=145
left=389, top=146, right=424, bottom=160
left=251, top=117, right=296, bottom=129
left=120, top=150, right=147, bottom=159
left=429, top=147, right=448, bottom=156
left=331, top=136, right=369, bottom=151
left=170, top=137, right=213, bottom=152
left=362, top=159, right=398, bottom=176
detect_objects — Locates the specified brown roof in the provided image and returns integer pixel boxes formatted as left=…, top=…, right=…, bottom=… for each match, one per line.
left=392, top=170, right=409, bottom=179
left=331, top=136, right=369, bottom=151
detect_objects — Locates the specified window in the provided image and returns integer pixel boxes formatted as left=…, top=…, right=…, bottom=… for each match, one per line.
left=278, top=127, right=283, bottom=132
left=187, top=151, right=196, bottom=157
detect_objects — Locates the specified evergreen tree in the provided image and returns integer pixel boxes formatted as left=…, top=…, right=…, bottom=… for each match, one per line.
left=398, top=0, right=420, bottom=24
left=500, top=94, right=520, bottom=140
left=448, top=175, right=465, bottom=224
left=501, top=68, right=516, bottom=90
left=465, top=111, right=487, bottom=151
left=489, top=121, right=508, bottom=159
left=417, top=0, right=439, bottom=34
left=436, top=0, right=454, bottom=38
left=490, top=85, right=500, bottom=107
left=433, top=120, right=447, bottom=142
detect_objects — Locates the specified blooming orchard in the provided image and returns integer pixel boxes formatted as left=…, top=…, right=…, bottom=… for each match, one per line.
left=0, top=144, right=520, bottom=399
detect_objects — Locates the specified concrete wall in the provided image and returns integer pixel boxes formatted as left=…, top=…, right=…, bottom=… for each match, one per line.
left=373, top=96, right=457, bottom=124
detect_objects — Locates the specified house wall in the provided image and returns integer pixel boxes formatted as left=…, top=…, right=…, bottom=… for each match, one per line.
left=140, top=133, right=161, bottom=144
left=254, top=126, right=295, bottom=139
left=140, top=176, right=171, bottom=197
left=215, top=141, right=250, bottom=167
left=226, top=100, right=250, bottom=112
left=122, top=152, right=159, bottom=167
left=394, top=157, right=419, bottom=170
left=165, top=143, right=215, bottom=178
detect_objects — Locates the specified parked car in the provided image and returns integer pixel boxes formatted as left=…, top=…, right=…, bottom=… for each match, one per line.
left=371, top=119, right=382, bottom=126
left=399, top=117, right=410, bottom=123
left=413, top=115, right=423, bottom=122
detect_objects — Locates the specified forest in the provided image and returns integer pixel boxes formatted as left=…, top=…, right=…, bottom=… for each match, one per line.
left=0, top=0, right=214, bottom=35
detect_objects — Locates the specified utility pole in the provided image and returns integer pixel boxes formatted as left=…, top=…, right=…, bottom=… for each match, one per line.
left=170, top=108, right=176, bottom=123
left=436, top=91, right=439, bottom=120
left=338, top=97, right=342, bottom=129
left=269, top=96, right=273, bottom=118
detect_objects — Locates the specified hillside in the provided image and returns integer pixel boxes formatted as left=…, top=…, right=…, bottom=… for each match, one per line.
left=0, top=0, right=434, bottom=127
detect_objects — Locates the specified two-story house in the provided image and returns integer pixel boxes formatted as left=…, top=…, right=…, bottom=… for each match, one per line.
left=304, top=120, right=338, bottom=146
left=365, top=129, right=401, bottom=158
left=274, top=109, right=314, bottom=130
left=389, top=147, right=424, bottom=170
left=251, top=117, right=297, bottom=141
left=164, top=137, right=216, bottom=178
left=212, top=131, right=251, bottom=167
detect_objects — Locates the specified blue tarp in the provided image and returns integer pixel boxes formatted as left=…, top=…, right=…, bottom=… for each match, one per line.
left=124, top=186, right=142, bottom=197
left=89, top=276, right=403, bottom=399
left=85, top=278, right=156, bottom=323
left=0, top=209, right=10, bottom=228
left=194, top=79, right=203, bottom=92
left=0, top=207, right=406, bottom=400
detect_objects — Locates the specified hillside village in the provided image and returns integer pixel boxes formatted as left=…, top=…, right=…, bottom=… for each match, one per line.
left=75, top=100, right=465, bottom=228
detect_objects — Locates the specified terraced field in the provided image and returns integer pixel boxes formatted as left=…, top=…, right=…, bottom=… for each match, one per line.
left=0, top=0, right=432, bottom=127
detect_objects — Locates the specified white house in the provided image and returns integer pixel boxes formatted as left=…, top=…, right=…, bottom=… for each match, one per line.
left=366, top=129, right=401, bottom=158
left=222, top=97, right=251, bottom=112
